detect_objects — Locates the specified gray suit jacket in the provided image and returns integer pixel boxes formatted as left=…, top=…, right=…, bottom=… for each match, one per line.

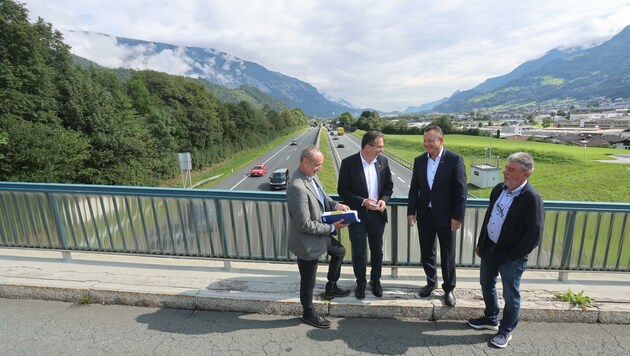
left=287, top=169, right=338, bottom=261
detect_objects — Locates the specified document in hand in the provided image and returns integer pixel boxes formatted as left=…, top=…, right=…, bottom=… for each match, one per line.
left=321, top=210, right=361, bottom=224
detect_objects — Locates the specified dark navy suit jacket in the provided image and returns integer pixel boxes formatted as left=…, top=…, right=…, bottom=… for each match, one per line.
left=407, top=149, right=468, bottom=228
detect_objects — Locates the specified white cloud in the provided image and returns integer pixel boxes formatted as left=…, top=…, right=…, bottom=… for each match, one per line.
left=22, top=0, right=630, bottom=112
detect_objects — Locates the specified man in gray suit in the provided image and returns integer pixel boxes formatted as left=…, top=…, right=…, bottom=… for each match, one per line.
left=288, top=145, right=351, bottom=329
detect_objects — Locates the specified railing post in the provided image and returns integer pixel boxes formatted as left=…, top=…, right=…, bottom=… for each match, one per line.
left=391, top=207, right=398, bottom=278
left=47, top=193, right=70, bottom=255
left=62, top=251, right=73, bottom=261
left=558, top=211, right=577, bottom=281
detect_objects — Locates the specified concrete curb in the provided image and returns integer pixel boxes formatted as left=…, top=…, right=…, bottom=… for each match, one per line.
left=2, top=284, right=628, bottom=324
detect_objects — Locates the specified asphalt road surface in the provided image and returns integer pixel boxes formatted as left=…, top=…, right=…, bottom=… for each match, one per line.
left=1, top=298, right=628, bottom=355
left=211, top=128, right=414, bottom=198
left=211, top=129, right=319, bottom=191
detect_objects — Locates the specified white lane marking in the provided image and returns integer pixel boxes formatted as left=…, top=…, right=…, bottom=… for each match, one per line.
left=230, top=137, right=306, bottom=190
left=397, top=177, right=406, bottom=184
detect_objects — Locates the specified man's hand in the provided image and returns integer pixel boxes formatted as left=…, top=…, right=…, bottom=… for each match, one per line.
left=450, top=219, right=462, bottom=232
left=336, top=203, right=350, bottom=212
left=475, top=246, right=481, bottom=257
left=407, top=215, right=416, bottom=226
left=333, top=219, right=349, bottom=230
left=375, top=199, right=386, bottom=212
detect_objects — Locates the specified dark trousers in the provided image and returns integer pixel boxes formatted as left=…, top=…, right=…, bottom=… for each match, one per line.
left=418, top=209, right=457, bottom=292
left=348, top=211, right=385, bottom=285
left=297, top=235, right=345, bottom=317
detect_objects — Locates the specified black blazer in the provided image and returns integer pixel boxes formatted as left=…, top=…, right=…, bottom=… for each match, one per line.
left=407, top=149, right=468, bottom=228
left=477, top=182, right=545, bottom=263
left=338, top=152, right=394, bottom=222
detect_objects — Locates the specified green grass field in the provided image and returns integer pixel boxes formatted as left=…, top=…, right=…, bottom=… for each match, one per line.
left=365, top=131, right=629, bottom=203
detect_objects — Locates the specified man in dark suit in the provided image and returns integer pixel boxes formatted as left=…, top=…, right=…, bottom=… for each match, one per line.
left=407, top=125, right=467, bottom=307
left=467, top=152, right=544, bottom=349
left=287, top=145, right=351, bottom=329
left=338, top=130, right=394, bottom=299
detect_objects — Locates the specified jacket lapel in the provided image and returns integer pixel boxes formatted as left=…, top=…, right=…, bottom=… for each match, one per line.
left=304, top=176, right=324, bottom=209
left=355, top=153, right=368, bottom=193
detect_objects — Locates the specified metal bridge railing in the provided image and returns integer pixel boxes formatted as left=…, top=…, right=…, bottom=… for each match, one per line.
left=1, top=182, right=628, bottom=279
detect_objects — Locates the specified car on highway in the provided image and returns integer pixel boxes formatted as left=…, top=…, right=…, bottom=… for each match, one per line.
left=332, top=136, right=339, bottom=140
left=269, top=168, right=289, bottom=190
left=290, top=140, right=298, bottom=145
left=250, top=164, right=267, bottom=177
left=337, top=143, right=345, bottom=148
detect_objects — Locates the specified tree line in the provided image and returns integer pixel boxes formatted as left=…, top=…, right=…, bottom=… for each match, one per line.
left=0, top=0, right=307, bottom=186
left=333, top=111, right=483, bottom=136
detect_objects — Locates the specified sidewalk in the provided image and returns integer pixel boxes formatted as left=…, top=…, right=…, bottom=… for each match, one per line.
left=1, top=248, right=629, bottom=324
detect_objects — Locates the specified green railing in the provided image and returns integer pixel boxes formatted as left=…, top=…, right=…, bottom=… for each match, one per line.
left=0, top=182, right=628, bottom=277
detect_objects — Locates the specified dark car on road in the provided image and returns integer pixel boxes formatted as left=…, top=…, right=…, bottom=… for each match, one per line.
left=269, top=168, right=290, bottom=190
left=337, top=143, right=345, bottom=148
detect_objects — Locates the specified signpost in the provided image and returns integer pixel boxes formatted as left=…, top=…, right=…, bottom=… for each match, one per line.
left=178, top=152, right=192, bottom=188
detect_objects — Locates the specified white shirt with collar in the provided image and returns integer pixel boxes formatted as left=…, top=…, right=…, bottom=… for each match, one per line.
left=360, top=153, right=379, bottom=201
left=426, top=147, right=443, bottom=191
left=426, top=147, right=443, bottom=208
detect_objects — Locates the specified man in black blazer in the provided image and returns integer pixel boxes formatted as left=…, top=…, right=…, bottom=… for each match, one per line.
left=407, top=125, right=467, bottom=307
left=338, top=130, right=394, bottom=299
left=467, top=152, right=544, bottom=349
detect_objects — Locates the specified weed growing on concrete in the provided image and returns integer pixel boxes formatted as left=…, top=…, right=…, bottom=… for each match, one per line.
left=78, top=293, right=97, bottom=305
left=555, top=289, right=594, bottom=310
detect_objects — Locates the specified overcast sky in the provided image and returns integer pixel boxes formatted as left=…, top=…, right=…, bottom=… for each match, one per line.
left=22, top=0, right=630, bottom=112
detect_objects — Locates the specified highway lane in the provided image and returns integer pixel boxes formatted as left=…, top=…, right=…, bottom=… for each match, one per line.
left=210, top=128, right=416, bottom=199
left=211, top=128, right=319, bottom=191
left=328, top=131, right=414, bottom=199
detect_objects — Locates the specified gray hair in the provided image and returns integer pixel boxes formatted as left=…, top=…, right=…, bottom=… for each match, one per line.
left=507, top=152, right=535, bottom=173
left=300, top=145, right=321, bottom=161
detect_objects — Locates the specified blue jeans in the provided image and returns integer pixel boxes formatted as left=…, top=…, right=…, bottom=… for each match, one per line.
left=479, top=242, right=528, bottom=335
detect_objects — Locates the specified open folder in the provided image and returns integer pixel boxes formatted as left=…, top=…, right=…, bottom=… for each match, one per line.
left=321, top=210, right=361, bottom=224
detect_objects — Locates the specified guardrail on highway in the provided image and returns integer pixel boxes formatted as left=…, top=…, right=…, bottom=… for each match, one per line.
left=0, top=182, right=628, bottom=280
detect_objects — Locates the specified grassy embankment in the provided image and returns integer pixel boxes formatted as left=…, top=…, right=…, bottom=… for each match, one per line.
left=354, top=130, right=629, bottom=203
left=162, top=128, right=310, bottom=189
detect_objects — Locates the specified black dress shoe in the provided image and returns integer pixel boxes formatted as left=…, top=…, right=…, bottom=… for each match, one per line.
left=302, top=314, right=331, bottom=329
left=369, top=280, right=383, bottom=297
left=355, top=284, right=366, bottom=299
left=445, top=291, right=456, bottom=307
left=419, top=284, right=437, bottom=298
left=324, top=282, right=351, bottom=299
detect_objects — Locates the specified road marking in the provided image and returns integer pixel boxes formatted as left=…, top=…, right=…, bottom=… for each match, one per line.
left=230, top=143, right=294, bottom=190
left=397, top=177, right=406, bottom=184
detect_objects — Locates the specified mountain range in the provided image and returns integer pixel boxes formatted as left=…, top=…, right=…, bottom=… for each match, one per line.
left=430, top=25, right=630, bottom=113
left=69, top=31, right=357, bottom=117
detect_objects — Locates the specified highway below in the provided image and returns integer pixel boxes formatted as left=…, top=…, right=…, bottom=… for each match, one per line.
left=211, top=128, right=414, bottom=199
